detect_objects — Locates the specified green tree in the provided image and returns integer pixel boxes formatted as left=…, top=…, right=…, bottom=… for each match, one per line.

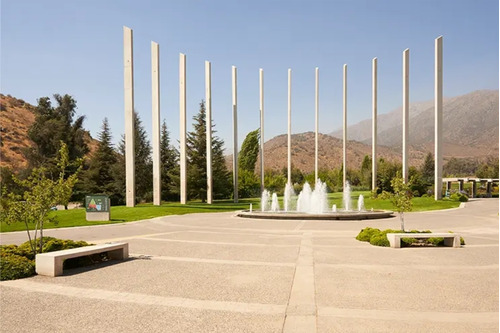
left=376, top=159, right=401, bottom=194
left=360, top=155, right=372, bottom=188
left=117, top=111, right=153, bottom=203
left=25, top=94, right=88, bottom=172
left=476, top=157, right=499, bottom=178
left=238, top=129, right=260, bottom=172
left=420, top=152, right=434, bottom=185
left=187, top=100, right=231, bottom=201
left=82, top=118, right=120, bottom=204
left=1, top=142, right=82, bottom=258
left=160, top=120, right=180, bottom=201
left=237, top=129, right=260, bottom=198
left=380, top=171, right=413, bottom=231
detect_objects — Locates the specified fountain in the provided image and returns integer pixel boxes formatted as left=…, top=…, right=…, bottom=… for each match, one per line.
left=261, top=190, right=270, bottom=212
left=271, top=193, right=280, bottom=212
left=358, top=194, right=365, bottom=212
left=342, top=181, right=352, bottom=211
left=238, top=179, right=392, bottom=220
left=284, top=182, right=295, bottom=212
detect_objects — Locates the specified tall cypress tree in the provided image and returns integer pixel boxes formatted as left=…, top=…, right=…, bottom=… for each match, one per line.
left=187, top=100, right=231, bottom=201
left=160, top=120, right=180, bottom=201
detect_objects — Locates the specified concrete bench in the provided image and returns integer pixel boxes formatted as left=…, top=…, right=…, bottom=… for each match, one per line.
left=36, top=242, right=128, bottom=277
left=386, top=233, right=461, bottom=248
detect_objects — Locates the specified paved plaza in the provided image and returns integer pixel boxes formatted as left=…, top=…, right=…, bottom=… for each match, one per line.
left=0, top=199, right=498, bottom=332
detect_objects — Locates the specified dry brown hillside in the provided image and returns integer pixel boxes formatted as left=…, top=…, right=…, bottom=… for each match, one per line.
left=0, top=94, right=36, bottom=169
left=0, top=94, right=98, bottom=170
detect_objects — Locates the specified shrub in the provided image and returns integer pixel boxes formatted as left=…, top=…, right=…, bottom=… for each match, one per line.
left=0, top=238, right=92, bottom=280
left=355, top=228, right=463, bottom=247
left=369, top=234, right=390, bottom=247
left=356, top=227, right=381, bottom=242
left=0, top=253, right=35, bottom=280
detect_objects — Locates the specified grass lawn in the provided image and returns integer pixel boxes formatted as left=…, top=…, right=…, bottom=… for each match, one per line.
left=0, top=192, right=461, bottom=233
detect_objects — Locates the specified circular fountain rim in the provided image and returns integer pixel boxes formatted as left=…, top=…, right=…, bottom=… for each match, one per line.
left=237, top=210, right=394, bottom=220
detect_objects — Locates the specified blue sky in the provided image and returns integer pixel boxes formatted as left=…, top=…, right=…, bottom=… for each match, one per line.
left=1, top=0, right=498, bottom=151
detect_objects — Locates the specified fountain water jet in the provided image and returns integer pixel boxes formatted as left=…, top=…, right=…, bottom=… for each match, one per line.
left=248, top=179, right=392, bottom=220
left=261, top=190, right=270, bottom=212
left=284, top=182, right=295, bottom=212
left=358, top=194, right=365, bottom=212
left=271, top=193, right=280, bottom=212
left=342, top=181, right=352, bottom=211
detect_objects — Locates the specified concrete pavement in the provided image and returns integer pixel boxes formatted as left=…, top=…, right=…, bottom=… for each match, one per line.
left=0, top=198, right=498, bottom=332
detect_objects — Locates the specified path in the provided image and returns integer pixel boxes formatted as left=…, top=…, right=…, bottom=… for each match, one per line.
left=1, top=199, right=498, bottom=332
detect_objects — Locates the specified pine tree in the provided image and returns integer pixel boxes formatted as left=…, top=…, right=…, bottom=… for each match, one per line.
left=187, top=100, right=231, bottom=201
left=117, top=111, right=153, bottom=203
left=82, top=118, right=119, bottom=203
left=160, top=120, right=180, bottom=201
left=420, top=152, right=434, bottom=185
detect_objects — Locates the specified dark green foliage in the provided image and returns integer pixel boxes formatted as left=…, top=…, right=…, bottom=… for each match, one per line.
left=376, top=159, right=402, bottom=194
left=360, top=155, right=372, bottom=188
left=450, top=192, right=468, bottom=202
left=238, top=169, right=260, bottom=198
left=187, top=101, right=231, bottom=201
left=238, top=129, right=260, bottom=173
left=475, top=157, right=499, bottom=178
left=0, top=167, right=25, bottom=197
left=264, top=170, right=287, bottom=195
left=117, top=111, right=153, bottom=203
left=0, top=237, right=91, bottom=280
left=25, top=94, right=88, bottom=173
left=443, top=157, right=480, bottom=177
left=420, top=152, right=434, bottom=185
left=408, top=167, right=428, bottom=197
left=82, top=118, right=120, bottom=204
left=0, top=253, right=35, bottom=280
left=160, top=120, right=180, bottom=201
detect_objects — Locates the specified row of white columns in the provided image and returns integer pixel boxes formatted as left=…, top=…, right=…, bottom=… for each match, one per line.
left=123, top=25, right=443, bottom=207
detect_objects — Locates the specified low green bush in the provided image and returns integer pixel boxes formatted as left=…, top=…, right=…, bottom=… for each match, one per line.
left=0, top=253, right=35, bottom=280
left=450, top=192, right=468, bottom=202
left=356, top=228, right=465, bottom=247
left=355, top=227, right=381, bottom=242
left=0, top=237, right=92, bottom=281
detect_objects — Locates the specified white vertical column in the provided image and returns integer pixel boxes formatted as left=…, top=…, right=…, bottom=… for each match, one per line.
left=402, top=48, right=410, bottom=183
left=179, top=53, right=187, bottom=204
left=314, top=67, right=319, bottom=185
left=123, top=26, right=135, bottom=207
left=151, top=42, right=161, bottom=206
left=434, top=36, right=443, bottom=200
left=287, top=69, right=292, bottom=185
left=232, top=66, right=238, bottom=203
left=259, top=68, right=265, bottom=192
left=205, top=61, right=213, bottom=204
left=372, top=58, right=378, bottom=191
left=343, top=64, right=347, bottom=189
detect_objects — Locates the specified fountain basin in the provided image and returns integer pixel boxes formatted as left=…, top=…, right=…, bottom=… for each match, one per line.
left=237, top=210, right=394, bottom=220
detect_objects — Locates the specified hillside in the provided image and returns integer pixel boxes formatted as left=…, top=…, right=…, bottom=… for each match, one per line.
left=0, top=94, right=98, bottom=170
left=330, top=90, right=499, bottom=158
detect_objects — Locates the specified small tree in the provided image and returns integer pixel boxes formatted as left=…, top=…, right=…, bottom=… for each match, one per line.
left=1, top=142, right=82, bottom=258
left=381, top=171, right=413, bottom=231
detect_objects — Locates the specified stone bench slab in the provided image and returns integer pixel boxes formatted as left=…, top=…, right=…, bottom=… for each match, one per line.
left=386, top=233, right=461, bottom=249
left=36, top=242, right=128, bottom=277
